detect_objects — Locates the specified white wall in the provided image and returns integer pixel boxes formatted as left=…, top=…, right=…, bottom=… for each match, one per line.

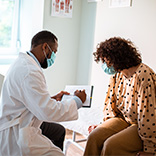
left=76, top=1, right=97, bottom=85
left=43, top=0, right=97, bottom=95
left=90, top=0, right=156, bottom=107
left=43, top=0, right=82, bottom=95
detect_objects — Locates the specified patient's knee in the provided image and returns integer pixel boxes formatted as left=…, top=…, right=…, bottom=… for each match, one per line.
left=87, top=127, right=110, bottom=147
left=102, top=136, right=118, bottom=155
left=87, top=130, right=99, bottom=144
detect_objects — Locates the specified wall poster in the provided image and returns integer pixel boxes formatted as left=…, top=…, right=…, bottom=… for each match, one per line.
left=51, top=0, right=73, bottom=18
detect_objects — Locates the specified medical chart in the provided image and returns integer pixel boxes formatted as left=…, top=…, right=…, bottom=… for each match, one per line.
left=51, top=0, right=73, bottom=18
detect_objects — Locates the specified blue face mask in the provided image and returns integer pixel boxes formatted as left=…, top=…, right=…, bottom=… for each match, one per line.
left=102, top=62, right=117, bottom=75
left=43, top=44, right=56, bottom=67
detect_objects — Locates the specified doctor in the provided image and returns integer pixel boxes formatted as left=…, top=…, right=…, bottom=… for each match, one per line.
left=0, top=30, right=86, bottom=156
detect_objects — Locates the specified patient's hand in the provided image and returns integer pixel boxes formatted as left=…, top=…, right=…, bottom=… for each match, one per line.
left=88, top=125, right=98, bottom=133
left=136, top=152, right=154, bottom=156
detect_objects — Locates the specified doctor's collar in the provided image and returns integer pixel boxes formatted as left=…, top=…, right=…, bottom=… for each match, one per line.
left=26, top=51, right=41, bottom=68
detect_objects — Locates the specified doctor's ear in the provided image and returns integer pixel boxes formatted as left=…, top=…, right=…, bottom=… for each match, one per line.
left=42, top=43, right=48, bottom=51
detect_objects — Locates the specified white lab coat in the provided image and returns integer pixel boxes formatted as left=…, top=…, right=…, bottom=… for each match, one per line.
left=0, top=52, right=78, bottom=156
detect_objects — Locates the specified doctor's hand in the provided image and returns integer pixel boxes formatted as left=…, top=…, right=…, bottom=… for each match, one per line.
left=51, top=91, right=70, bottom=101
left=74, top=89, right=86, bottom=103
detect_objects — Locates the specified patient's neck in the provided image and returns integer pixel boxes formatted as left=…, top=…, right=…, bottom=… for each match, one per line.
left=121, top=64, right=140, bottom=78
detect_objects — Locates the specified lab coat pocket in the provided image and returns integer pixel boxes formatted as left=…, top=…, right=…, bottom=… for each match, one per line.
left=18, top=126, right=54, bottom=156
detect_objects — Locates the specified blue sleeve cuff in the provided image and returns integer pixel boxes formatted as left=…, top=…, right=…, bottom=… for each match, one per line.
left=72, top=96, right=82, bottom=109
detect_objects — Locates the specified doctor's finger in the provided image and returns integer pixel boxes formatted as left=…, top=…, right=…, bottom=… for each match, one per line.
left=62, top=91, right=70, bottom=95
left=81, top=89, right=86, bottom=93
left=74, top=90, right=79, bottom=94
left=59, top=91, right=69, bottom=96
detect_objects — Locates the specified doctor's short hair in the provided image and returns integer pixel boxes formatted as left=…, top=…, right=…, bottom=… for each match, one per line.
left=93, top=37, right=142, bottom=71
left=31, top=30, right=58, bottom=48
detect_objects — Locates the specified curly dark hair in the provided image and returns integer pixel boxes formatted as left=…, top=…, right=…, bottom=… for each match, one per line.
left=31, top=30, right=58, bottom=48
left=93, top=37, right=142, bottom=71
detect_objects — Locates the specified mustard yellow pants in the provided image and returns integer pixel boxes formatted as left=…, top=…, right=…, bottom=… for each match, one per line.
left=83, top=117, right=143, bottom=156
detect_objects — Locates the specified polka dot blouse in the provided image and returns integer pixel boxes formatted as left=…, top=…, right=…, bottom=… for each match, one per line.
left=103, top=63, right=156, bottom=154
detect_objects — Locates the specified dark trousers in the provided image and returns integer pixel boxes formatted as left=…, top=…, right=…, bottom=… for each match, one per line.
left=40, top=122, right=66, bottom=151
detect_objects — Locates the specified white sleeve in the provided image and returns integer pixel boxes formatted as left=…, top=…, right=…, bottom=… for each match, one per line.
left=21, top=70, right=78, bottom=122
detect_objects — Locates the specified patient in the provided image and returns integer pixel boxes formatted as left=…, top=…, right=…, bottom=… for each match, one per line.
left=84, top=37, right=156, bottom=156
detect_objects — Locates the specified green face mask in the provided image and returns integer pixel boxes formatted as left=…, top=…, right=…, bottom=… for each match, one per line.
left=47, top=51, right=56, bottom=67
left=43, top=44, right=56, bottom=67
left=102, top=62, right=117, bottom=75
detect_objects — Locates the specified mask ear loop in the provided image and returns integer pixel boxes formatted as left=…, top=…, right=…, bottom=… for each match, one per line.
left=46, top=44, right=53, bottom=54
left=43, top=50, right=48, bottom=59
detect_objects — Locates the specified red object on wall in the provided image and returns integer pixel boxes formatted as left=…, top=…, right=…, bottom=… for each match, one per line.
left=60, top=1, right=64, bottom=10
left=65, top=0, right=70, bottom=5
left=55, top=0, right=60, bottom=3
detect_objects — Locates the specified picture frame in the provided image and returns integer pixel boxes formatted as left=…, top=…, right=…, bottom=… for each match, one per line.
left=109, top=0, right=132, bottom=8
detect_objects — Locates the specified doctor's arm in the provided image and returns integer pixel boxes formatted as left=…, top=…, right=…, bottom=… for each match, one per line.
left=52, top=90, right=86, bottom=102
left=22, top=71, right=79, bottom=122
left=52, top=90, right=87, bottom=109
left=51, top=91, right=70, bottom=101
